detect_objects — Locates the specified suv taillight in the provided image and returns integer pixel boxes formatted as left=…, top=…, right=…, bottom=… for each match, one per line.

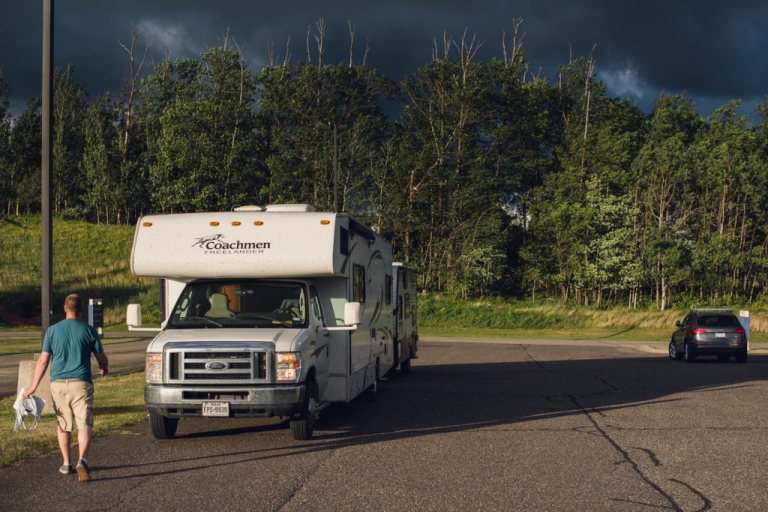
left=691, top=328, right=707, bottom=335
left=734, top=328, right=746, bottom=334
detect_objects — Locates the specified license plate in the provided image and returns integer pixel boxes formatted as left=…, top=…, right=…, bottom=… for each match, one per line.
left=202, top=401, right=229, bottom=417
left=716, top=332, right=726, bottom=338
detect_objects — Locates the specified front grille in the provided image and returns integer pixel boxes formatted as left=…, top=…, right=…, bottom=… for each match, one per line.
left=185, top=362, right=251, bottom=370
left=166, top=348, right=270, bottom=383
left=182, top=391, right=250, bottom=400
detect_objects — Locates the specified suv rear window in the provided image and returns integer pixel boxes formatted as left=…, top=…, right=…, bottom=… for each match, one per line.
left=697, top=315, right=741, bottom=328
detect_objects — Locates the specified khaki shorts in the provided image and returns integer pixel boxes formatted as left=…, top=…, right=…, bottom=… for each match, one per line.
left=50, top=379, right=94, bottom=432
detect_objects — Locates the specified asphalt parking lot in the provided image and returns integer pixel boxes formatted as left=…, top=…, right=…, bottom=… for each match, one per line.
left=2, top=338, right=767, bottom=511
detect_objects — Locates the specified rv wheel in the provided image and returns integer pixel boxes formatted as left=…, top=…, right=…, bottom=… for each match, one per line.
left=291, top=381, right=317, bottom=441
left=364, top=359, right=380, bottom=402
left=400, top=356, right=411, bottom=375
left=149, top=413, right=178, bottom=439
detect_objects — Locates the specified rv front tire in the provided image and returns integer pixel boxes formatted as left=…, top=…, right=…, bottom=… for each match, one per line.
left=291, top=380, right=317, bottom=441
left=149, top=413, right=179, bottom=439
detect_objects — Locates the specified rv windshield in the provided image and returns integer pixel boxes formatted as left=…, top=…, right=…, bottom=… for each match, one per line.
left=167, top=280, right=307, bottom=329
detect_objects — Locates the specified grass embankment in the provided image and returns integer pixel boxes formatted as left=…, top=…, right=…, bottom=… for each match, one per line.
left=1, top=371, right=145, bottom=468
left=0, top=215, right=160, bottom=329
left=2, top=214, right=766, bottom=341
left=419, top=296, right=768, bottom=342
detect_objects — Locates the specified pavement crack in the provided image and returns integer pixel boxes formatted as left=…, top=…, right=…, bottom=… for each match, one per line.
left=593, top=374, right=618, bottom=390
left=670, top=479, right=713, bottom=512
left=520, top=345, right=553, bottom=372
left=634, top=447, right=662, bottom=467
left=276, top=450, right=330, bottom=511
left=569, top=394, right=684, bottom=512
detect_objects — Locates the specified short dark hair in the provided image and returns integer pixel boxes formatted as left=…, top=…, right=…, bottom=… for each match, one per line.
left=64, top=294, right=83, bottom=316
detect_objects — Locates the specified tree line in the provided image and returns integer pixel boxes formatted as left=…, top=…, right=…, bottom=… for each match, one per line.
left=1, top=24, right=768, bottom=309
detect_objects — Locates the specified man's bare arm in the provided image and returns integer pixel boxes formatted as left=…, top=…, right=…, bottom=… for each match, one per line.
left=95, top=351, right=109, bottom=376
left=23, top=352, right=51, bottom=398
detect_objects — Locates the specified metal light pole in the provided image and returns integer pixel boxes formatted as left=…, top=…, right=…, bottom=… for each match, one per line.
left=41, top=0, right=54, bottom=334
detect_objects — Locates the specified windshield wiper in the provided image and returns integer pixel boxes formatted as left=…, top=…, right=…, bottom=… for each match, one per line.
left=183, top=316, right=224, bottom=327
left=248, top=314, right=293, bottom=328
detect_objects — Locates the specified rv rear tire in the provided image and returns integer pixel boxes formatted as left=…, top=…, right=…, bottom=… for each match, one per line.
left=364, top=359, right=380, bottom=402
left=400, top=356, right=411, bottom=375
left=149, top=413, right=178, bottom=439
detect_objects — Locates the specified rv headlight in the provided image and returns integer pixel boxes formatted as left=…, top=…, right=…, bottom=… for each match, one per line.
left=146, top=353, right=163, bottom=383
left=276, top=352, right=301, bottom=382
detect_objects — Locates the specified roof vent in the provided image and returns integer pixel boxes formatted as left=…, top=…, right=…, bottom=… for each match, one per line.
left=264, top=204, right=316, bottom=212
left=233, top=205, right=265, bottom=212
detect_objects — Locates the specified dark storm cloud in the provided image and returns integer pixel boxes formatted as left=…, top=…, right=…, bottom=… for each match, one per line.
left=1, top=1, right=766, bottom=117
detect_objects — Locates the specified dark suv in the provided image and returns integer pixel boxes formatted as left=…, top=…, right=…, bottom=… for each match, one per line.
left=669, top=309, right=748, bottom=363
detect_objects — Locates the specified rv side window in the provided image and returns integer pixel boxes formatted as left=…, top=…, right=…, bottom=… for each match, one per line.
left=310, top=286, right=324, bottom=325
left=340, top=227, right=349, bottom=255
left=385, top=275, right=392, bottom=305
left=404, top=293, right=411, bottom=319
left=353, top=264, right=366, bottom=303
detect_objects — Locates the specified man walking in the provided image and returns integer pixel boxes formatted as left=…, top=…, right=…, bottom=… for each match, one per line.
left=24, top=294, right=109, bottom=482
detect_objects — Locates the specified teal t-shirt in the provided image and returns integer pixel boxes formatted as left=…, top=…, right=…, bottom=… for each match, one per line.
left=42, top=319, right=104, bottom=383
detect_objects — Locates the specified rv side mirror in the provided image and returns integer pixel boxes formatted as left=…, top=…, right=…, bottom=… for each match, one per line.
left=127, top=304, right=142, bottom=327
left=344, top=302, right=362, bottom=327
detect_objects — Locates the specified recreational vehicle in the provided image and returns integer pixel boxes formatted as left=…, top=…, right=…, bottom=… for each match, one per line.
left=127, top=204, right=398, bottom=440
left=392, top=262, right=418, bottom=374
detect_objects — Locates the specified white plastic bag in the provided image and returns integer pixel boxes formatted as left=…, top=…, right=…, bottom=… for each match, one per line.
left=12, top=388, right=46, bottom=432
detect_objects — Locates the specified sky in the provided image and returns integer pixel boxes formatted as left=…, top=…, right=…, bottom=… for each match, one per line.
left=1, top=1, right=767, bottom=121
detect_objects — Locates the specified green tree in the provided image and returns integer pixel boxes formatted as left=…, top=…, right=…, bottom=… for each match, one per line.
left=144, top=43, right=265, bottom=212
left=486, top=55, right=563, bottom=295
left=82, top=94, right=120, bottom=223
left=52, top=65, right=88, bottom=215
left=523, top=57, right=605, bottom=304
left=690, top=101, right=767, bottom=303
left=258, top=62, right=393, bottom=215
left=0, top=71, right=11, bottom=215
left=389, top=35, right=508, bottom=298
left=113, top=28, right=153, bottom=224
left=583, top=175, right=639, bottom=307
left=8, top=98, right=42, bottom=214
left=632, top=93, right=701, bottom=310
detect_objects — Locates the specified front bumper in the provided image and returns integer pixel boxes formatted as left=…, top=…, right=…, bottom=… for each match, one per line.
left=145, top=384, right=305, bottom=418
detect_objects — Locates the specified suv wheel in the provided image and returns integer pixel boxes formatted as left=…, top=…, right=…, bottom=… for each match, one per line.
left=669, top=341, right=683, bottom=360
left=683, top=342, right=696, bottom=362
left=735, top=350, right=748, bottom=363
